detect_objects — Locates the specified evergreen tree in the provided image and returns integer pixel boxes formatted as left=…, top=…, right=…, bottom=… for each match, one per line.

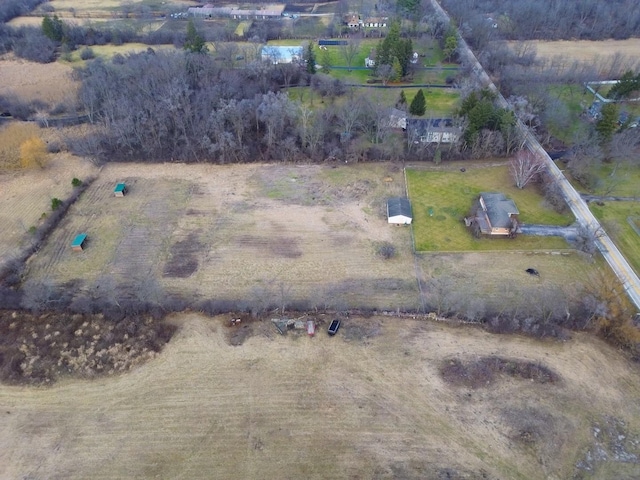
left=392, top=57, right=402, bottom=82
left=596, top=103, right=619, bottom=143
left=184, top=20, right=207, bottom=54
left=42, top=15, right=64, bottom=42
left=304, top=42, right=316, bottom=74
left=376, top=21, right=412, bottom=78
left=396, top=90, right=407, bottom=109
left=409, top=89, right=426, bottom=116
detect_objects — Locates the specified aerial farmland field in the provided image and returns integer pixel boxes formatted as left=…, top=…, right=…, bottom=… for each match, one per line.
left=23, top=163, right=419, bottom=310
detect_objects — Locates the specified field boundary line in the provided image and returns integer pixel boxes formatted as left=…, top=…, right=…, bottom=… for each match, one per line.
left=405, top=166, right=426, bottom=313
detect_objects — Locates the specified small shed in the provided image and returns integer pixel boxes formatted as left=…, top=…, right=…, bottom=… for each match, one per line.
left=71, top=233, right=87, bottom=252
left=114, top=183, right=127, bottom=197
left=307, top=320, right=315, bottom=336
left=387, top=197, right=413, bottom=225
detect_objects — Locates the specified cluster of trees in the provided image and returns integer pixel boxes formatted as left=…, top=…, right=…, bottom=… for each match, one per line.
left=609, top=70, right=640, bottom=99
left=0, top=0, right=44, bottom=24
left=457, top=89, right=519, bottom=156
left=441, top=0, right=640, bottom=41
left=73, top=50, right=417, bottom=162
left=375, top=21, right=413, bottom=82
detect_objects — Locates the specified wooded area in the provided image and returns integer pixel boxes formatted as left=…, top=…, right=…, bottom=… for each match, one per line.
left=441, top=0, right=640, bottom=41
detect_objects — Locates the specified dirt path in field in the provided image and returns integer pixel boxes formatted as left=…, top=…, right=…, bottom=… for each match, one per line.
left=1, top=314, right=640, bottom=479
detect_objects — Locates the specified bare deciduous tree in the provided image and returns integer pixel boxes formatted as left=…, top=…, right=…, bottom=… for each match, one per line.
left=340, top=38, right=361, bottom=72
left=509, top=149, right=545, bottom=189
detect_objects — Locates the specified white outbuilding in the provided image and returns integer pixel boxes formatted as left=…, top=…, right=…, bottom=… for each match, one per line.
left=387, top=197, right=412, bottom=225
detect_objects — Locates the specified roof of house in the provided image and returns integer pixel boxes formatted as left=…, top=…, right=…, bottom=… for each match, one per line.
left=406, top=118, right=460, bottom=135
left=71, top=233, right=87, bottom=247
left=387, top=197, right=412, bottom=218
left=480, top=192, right=518, bottom=229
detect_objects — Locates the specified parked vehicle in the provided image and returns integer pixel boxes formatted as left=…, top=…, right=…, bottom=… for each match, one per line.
left=328, top=319, right=341, bottom=336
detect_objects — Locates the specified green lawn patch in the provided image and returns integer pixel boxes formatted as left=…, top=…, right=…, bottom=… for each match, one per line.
left=590, top=201, right=640, bottom=275
left=406, top=165, right=574, bottom=251
left=593, top=164, right=640, bottom=198
left=545, top=84, right=590, bottom=144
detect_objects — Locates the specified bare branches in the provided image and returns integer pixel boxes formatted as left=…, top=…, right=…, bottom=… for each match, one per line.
left=509, top=149, right=545, bottom=189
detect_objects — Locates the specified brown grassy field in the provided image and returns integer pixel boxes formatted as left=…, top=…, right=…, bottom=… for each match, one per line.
left=0, top=55, right=78, bottom=106
left=20, top=161, right=606, bottom=310
left=1, top=313, right=640, bottom=479
left=510, top=39, right=640, bottom=63
left=24, top=163, right=419, bottom=309
left=0, top=150, right=97, bottom=262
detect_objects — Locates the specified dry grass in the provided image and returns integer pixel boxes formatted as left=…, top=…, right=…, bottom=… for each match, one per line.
left=1, top=314, right=639, bottom=479
left=24, top=163, right=419, bottom=309
left=0, top=55, right=78, bottom=106
left=0, top=151, right=97, bottom=263
left=416, top=250, right=602, bottom=312
left=19, top=161, right=605, bottom=310
left=511, top=39, right=640, bottom=63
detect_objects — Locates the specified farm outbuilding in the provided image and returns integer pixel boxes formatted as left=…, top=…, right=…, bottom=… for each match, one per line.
left=71, top=233, right=87, bottom=252
left=387, top=198, right=412, bottom=225
left=114, top=183, right=127, bottom=197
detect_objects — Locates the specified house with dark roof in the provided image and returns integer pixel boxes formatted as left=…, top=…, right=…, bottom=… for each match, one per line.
left=387, top=197, right=412, bottom=225
left=470, top=192, right=519, bottom=236
left=406, top=118, right=461, bottom=144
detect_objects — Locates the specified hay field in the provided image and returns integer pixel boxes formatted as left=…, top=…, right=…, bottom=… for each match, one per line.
left=511, top=39, right=640, bottom=63
left=25, top=163, right=419, bottom=309
left=2, top=314, right=640, bottom=479
left=0, top=56, right=78, bottom=105
left=0, top=152, right=98, bottom=262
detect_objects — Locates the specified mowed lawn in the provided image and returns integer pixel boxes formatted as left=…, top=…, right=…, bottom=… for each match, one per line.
left=407, top=165, right=574, bottom=251
left=590, top=201, right=640, bottom=275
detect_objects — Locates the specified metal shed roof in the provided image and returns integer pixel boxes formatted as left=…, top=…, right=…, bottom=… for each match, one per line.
left=114, top=183, right=126, bottom=193
left=71, top=233, right=87, bottom=247
left=387, top=197, right=412, bottom=218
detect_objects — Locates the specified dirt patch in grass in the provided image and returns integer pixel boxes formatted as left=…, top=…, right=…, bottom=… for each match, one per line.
left=340, top=317, right=383, bottom=342
left=163, top=232, right=203, bottom=278
left=225, top=316, right=258, bottom=346
left=440, top=356, right=560, bottom=389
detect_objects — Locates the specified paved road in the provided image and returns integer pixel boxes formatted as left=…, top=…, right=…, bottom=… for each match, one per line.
left=430, top=0, right=640, bottom=312
left=582, top=194, right=640, bottom=202
left=518, top=224, right=579, bottom=240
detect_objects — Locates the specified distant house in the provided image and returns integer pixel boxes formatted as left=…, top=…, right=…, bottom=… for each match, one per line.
left=189, top=4, right=285, bottom=19
left=345, top=14, right=360, bottom=28
left=363, top=17, right=388, bottom=28
left=388, top=108, right=407, bottom=130
left=114, top=182, right=127, bottom=197
left=365, top=56, right=375, bottom=68
left=587, top=100, right=603, bottom=119
left=71, top=233, right=88, bottom=252
left=387, top=197, right=412, bottom=225
left=261, top=45, right=303, bottom=64
left=406, top=118, right=461, bottom=144
left=469, top=193, right=519, bottom=236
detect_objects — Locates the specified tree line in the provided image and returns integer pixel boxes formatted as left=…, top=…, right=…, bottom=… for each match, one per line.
left=440, top=0, right=640, bottom=41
